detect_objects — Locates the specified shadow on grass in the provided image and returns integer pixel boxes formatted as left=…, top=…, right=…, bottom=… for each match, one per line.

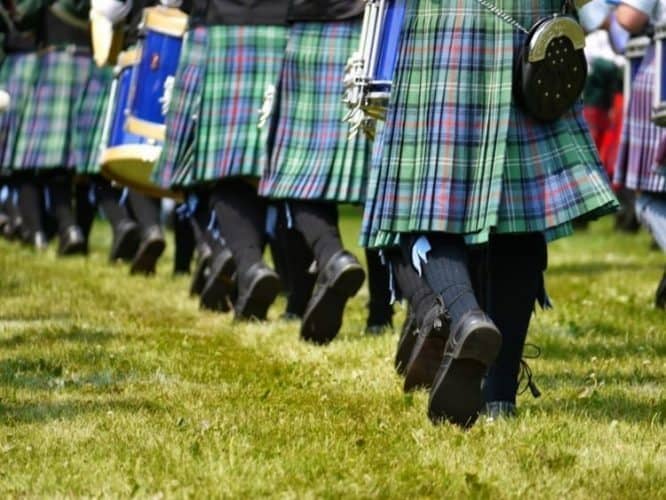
left=0, top=326, right=115, bottom=349
left=535, top=392, right=665, bottom=425
left=0, top=397, right=163, bottom=424
left=548, top=261, right=650, bottom=276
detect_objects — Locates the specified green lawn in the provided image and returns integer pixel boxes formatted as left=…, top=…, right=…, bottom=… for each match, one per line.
left=1, top=211, right=664, bottom=498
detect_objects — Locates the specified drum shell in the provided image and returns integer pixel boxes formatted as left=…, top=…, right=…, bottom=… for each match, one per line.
left=101, top=50, right=183, bottom=200
left=127, top=7, right=187, bottom=141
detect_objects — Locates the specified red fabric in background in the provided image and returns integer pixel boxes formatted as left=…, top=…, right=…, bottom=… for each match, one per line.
left=584, top=92, right=624, bottom=185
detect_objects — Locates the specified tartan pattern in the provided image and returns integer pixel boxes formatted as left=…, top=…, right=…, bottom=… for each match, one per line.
left=259, top=20, right=371, bottom=204
left=154, top=25, right=287, bottom=189
left=614, top=46, right=666, bottom=193
left=13, top=48, right=93, bottom=171
left=74, top=65, right=113, bottom=175
left=0, top=53, right=39, bottom=172
left=361, top=0, right=617, bottom=248
left=152, top=27, right=208, bottom=189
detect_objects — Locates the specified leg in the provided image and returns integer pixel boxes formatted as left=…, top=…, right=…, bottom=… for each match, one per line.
left=126, top=190, right=165, bottom=275
left=385, top=246, right=448, bottom=387
left=211, top=178, right=279, bottom=320
left=275, top=203, right=315, bottom=319
left=173, top=203, right=195, bottom=275
left=291, top=200, right=365, bottom=344
left=48, top=170, right=86, bottom=255
left=96, top=181, right=140, bottom=262
left=409, top=233, right=501, bottom=427
left=482, top=233, right=547, bottom=417
left=75, top=179, right=96, bottom=243
left=18, top=175, right=47, bottom=249
left=364, top=248, right=393, bottom=334
left=634, top=193, right=666, bottom=308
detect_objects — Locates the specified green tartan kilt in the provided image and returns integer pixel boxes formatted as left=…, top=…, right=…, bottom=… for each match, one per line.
left=153, top=25, right=288, bottom=190
left=74, top=65, right=113, bottom=176
left=0, top=52, right=39, bottom=174
left=13, top=47, right=94, bottom=171
left=361, top=0, right=618, bottom=248
left=259, top=19, right=371, bottom=204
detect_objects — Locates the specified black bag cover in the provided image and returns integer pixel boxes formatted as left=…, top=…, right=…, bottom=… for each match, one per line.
left=514, top=15, right=587, bottom=122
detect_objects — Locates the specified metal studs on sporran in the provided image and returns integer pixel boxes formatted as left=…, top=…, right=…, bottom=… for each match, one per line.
left=514, top=15, right=587, bottom=122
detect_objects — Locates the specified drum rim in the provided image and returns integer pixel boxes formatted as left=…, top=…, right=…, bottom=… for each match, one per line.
left=101, top=145, right=184, bottom=201
left=142, top=6, right=189, bottom=38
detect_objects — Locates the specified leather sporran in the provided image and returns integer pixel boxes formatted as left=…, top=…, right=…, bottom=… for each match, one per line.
left=513, top=15, right=587, bottom=122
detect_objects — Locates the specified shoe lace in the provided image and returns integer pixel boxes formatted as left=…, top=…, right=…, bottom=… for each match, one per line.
left=518, top=343, right=542, bottom=398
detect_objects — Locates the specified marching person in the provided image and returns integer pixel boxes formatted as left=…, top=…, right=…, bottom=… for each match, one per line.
left=152, top=0, right=290, bottom=319
left=612, top=0, right=666, bottom=308
left=259, top=0, right=370, bottom=344
left=361, top=0, right=618, bottom=426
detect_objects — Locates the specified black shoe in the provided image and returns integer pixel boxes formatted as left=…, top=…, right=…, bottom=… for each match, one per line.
left=428, top=309, right=502, bottom=428
left=33, top=230, right=49, bottom=251
left=300, top=250, right=365, bottom=345
left=0, top=212, right=9, bottom=233
left=190, top=241, right=213, bottom=296
left=200, top=246, right=236, bottom=312
left=395, top=309, right=417, bottom=375
left=404, top=297, right=449, bottom=392
left=234, top=261, right=280, bottom=321
left=656, top=271, right=666, bottom=310
left=58, top=226, right=87, bottom=256
left=109, top=219, right=140, bottom=262
left=130, top=226, right=166, bottom=275
left=4, top=214, right=22, bottom=241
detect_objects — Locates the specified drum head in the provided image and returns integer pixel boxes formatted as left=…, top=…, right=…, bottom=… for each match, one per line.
left=101, top=145, right=184, bottom=201
left=91, top=12, right=125, bottom=67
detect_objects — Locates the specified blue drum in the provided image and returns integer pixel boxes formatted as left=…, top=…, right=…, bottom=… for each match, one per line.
left=126, top=6, right=188, bottom=141
left=101, top=49, right=183, bottom=200
left=653, top=24, right=666, bottom=126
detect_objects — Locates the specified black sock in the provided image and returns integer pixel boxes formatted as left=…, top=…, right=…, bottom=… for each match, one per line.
left=48, top=172, right=77, bottom=233
left=386, top=247, right=439, bottom=326
left=75, top=181, right=96, bottom=240
left=275, top=203, right=314, bottom=316
left=403, top=233, right=479, bottom=327
left=365, top=248, right=393, bottom=326
left=211, top=179, right=267, bottom=275
left=127, top=190, right=161, bottom=232
left=173, top=204, right=195, bottom=274
left=96, top=179, right=130, bottom=229
left=482, top=233, right=547, bottom=404
left=18, top=179, right=44, bottom=236
left=291, top=200, right=343, bottom=268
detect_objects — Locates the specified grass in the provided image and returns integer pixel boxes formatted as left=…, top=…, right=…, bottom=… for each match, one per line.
left=0, top=210, right=665, bottom=498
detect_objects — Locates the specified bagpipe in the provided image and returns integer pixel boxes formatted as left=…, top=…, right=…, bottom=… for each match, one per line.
left=92, top=0, right=187, bottom=200
left=342, top=0, right=405, bottom=140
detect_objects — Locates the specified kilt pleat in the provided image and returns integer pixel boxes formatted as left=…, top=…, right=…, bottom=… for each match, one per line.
left=361, top=0, right=617, bottom=248
left=152, top=27, right=208, bottom=189
left=614, top=47, right=666, bottom=193
left=13, top=48, right=93, bottom=171
left=154, top=25, right=287, bottom=189
left=259, top=20, right=371, bottom=204
left=0, top=53, right=39, bottom=172
left=74, top=65, right=113, bottom=176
